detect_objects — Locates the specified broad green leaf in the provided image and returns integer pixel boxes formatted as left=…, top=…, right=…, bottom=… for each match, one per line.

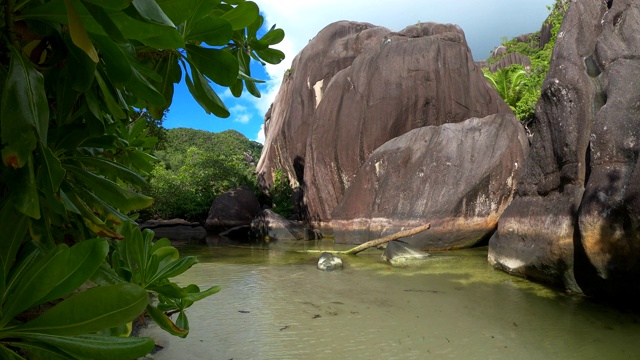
left=12, top=283, right=148, bottom=336
left=2, top=245, right=69, bottom=323
left=36, top=239, right=110, bottom=305
left=184, top=70, right=229, bottom=118
left=0, top=346, right=22, bottom=360
left=22, top=0, right=184, bottom=49
left=149, top=52, right=181, bottom=119
left=255, top=48, right=285, bottom=65
left=9, top=155, right=41, bottom=219
left=158, top=0, right=219, bottom=25
left=81, top=0, right=132, bottom=10
left=1, top=131, right=37, bottom=169
left=75, top=185, right=132, bottom=226
left=76, top=156, right=147, bottom=186
left=59, top=188, right=81, bottom=215
left=245, top=78, right=261, bottom=98
left=66, top=165, right=153, bottom=212
left=62, top=32, right=97, bottom=91
left=82, top=1, right=126, bottom=42
left=152, top=246, right=179, bottom=271
left=38, top=146, right=66, bottom=195
left=0, top=201, right=28, bottom=277
left=184, top=285, right=221, bottom=303
left=147, top=256, right=197, bottom=285
left=91, top=262, right=127, bottom=286
left=150, top=237, right=172, bottom=254
left=176, top=311, right=189, bottom=336
left=185, top=16, right=233, bottom=46
left=128, top=117, right=148, bottom=140
left=92, top=35, right=132, bottom=83
left=130, top=0, right=175, bottom=27
left=186, top=44, right=238, bottom=86
left=1, top=46, right=49, bottom=146
left=147, top=283, right=187, bottom=299
left=126, top=149, right=157, bottom=174
left=246, top=13, right=263, bottom=38
left=64, top=0, right=99, bottom=63
left=25, top=334, right=155, bottom=360
left=260, top=28, right=285, bottom=45
left=95, top=70, right=127, bottom=120
left=220, top=1, right=259, bottom=30
left=146, top=304, right=189, bottom=337
left=127, top=64, right=166, bottom=106
left=9, top=341, right=74, bottom=360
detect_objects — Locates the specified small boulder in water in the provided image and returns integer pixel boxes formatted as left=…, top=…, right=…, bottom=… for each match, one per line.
left=382, top=240, right=430, bottom=267
left=317, top=252, right=343, bottom=271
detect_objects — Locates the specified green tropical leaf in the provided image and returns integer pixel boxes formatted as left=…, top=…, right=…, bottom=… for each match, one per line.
left=185, top=16, right=233, bottom=46
left=81, top=0, right=132, bottom=10
left=9, top=341, right=75, bottom=360
left=66, top=165, right=154, bottom=212
left=185, top=68, right=230, bottom=117
left=24, top=334, right=155, bottom=360
left=260, top=28, right=284, bottom=45
left=255, top=48, right=285, bottom=65
left=10, top=283, right=148, bottom=336
left=147, top=256, right=197, bottom=285
left=186, top=44, right=238, bottom=86
left=146, top=304, right=189, bottom=337
left=130, top=0, right=175, bottom=27
left=220, top=1, right=259, bottom=30
left=176, top=311, right=189, bottom=334
left=1, top=245, right=69, bottom=324
left=64, top=0, right=99, bottom=63
left=1, top=46, right=49, bottom=147
left=36, top=238, right=110, bottom=305
left=8, top=155, right=41, bottom=219
left=92, top=35, right=133, bottom=83
left=184, top=285, right=222, bottom=303
left=82, top=1, right=126, bottom=42
left=76, top=156, right=147, bottom=186
left=0, top=197, right=28, bottom=266
left=38, top=146, right=66, bottom=195
left=147, top=282, right=187, bottom=299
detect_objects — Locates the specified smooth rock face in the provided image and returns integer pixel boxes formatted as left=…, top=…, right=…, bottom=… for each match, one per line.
left=204, top=185, right=261, bottom=233
left=300, top=22, right=510, bottom=223
left=256, top=21, right=390, bottom=189
left=332, top=113, right=527, bottom=249
left=250, top=209, right=308, bottom=241
left=490, top=1, right=640, bottom=298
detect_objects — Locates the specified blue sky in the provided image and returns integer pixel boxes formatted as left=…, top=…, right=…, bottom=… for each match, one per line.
left=163, top=0, right=556, bottom=143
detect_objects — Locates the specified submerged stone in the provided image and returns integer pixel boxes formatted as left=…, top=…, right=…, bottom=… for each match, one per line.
left=317, top=252, right=343, bottom=271
left=381, top=240, right=431, bottom=267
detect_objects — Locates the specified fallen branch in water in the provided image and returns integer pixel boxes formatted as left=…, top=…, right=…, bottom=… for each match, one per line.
left=343, top=223, right=431, bottom=255
left=302, top=223, right=431, bottom=256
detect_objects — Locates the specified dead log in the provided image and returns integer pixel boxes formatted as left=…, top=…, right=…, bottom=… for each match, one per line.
left=343, top=223, right=431, bottom=255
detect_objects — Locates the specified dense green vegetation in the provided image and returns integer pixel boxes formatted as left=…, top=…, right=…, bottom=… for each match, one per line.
left=483, top=0, right=569, bottom=123
left=0, top=0, right=283, bottom=358
left=143, top=128, right=262, bottom=221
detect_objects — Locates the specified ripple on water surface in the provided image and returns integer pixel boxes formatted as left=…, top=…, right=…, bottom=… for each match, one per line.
left=139, top=242, right=640, bottom=360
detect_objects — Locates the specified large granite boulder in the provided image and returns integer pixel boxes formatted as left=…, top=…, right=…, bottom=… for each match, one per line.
left=204, top=185, right=261, bottom=233
left=489, top=1, right=640, bottom=298
left=301, top=22, right=510, bottom=224
left=256, top=21, right=390, bottom=189
left=332, top=113, right=527, bottom=248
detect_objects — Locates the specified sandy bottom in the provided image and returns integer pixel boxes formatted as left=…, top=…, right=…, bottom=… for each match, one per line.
left=139, top=240, right=640, bottom=360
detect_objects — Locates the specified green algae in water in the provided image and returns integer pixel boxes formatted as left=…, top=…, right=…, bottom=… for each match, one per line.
left=140, top=242, right=640, bottom=360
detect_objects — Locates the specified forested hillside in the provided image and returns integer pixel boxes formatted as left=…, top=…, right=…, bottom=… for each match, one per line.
left=142, top=128, right=263, bottom=221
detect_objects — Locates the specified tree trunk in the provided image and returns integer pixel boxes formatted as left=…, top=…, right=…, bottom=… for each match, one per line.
left=344, top=223, right=431, bottom=255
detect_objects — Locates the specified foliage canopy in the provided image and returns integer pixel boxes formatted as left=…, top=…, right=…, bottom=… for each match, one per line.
left=0, top=0, right=283, bottom=358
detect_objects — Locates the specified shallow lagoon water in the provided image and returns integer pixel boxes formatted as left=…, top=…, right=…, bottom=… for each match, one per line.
left=140, top=238, right=640, bottom=359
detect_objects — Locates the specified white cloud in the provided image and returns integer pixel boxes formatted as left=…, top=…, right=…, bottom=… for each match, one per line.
left=234, top=114, right=251, bottom=124
left=255, top=124, right=266, bottom=144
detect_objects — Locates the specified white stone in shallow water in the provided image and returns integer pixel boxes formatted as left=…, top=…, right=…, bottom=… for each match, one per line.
left=317, top=252, right=343, bottom=271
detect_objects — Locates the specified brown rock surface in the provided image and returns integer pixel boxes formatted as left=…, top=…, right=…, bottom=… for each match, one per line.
left=331, top=113, right=527, bottom=249
left=204, top=185, right=261, bottom=233
left=490, top=1, right=640, bottom=298
left=301, top=22, right=510, bottom=223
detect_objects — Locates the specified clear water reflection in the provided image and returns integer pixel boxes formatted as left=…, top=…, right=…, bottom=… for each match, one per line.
left=140, top=238, right=640, bottom=360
